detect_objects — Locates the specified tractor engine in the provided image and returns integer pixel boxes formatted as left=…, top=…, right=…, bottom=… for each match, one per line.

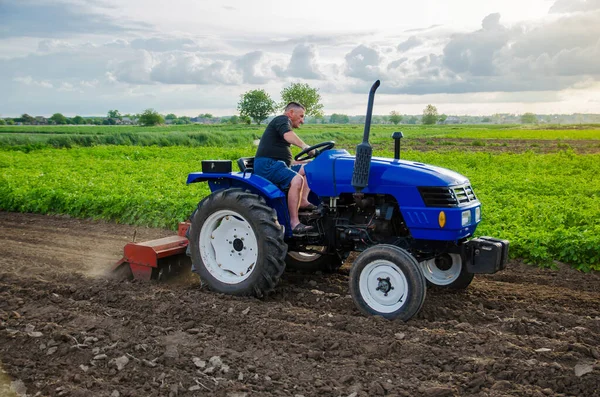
left=321, top=194, right=410, bottom=251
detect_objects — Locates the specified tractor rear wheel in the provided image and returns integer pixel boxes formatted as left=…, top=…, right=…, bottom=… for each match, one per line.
left=285, top=247, right=343, bottom=273
left=350, top=245, right=426, bottom=321
left=419, top=253, right=474, bottom=290
left=188, top=188, right=287, bottom=297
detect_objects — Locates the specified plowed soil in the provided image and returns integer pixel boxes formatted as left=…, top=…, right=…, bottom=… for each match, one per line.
left=1, top=212, right=599, bottom=397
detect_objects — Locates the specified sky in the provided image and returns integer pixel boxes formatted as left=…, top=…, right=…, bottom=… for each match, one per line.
left=1, top=0, right=599, bottom=117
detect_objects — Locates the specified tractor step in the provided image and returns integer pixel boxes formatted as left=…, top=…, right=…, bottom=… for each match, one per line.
left=113, top=222, right=191, bottom=281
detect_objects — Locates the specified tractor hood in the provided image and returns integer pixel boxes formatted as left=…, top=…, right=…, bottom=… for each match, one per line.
left=305, top=149, right=470, bottom=203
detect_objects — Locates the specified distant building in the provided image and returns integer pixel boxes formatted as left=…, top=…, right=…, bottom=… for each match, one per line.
left=443, top=116, right=461, bottom=124
left=34, top=116, right=48, bottom=125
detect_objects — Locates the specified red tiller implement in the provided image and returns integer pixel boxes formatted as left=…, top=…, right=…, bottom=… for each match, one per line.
left=113, top=222, right=191, bottom=281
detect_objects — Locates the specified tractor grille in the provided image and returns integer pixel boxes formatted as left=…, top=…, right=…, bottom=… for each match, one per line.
left=418, top=185, right=477, bottom=207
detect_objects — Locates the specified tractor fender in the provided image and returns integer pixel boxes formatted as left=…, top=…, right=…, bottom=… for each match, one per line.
left=186, top=172, right=291, bottom=234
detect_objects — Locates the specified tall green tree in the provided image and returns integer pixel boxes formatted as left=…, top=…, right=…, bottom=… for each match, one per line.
left=72, top=115, right=85, bottom=124
left=138, top=109, right=164, bottom=126
left=107, top=109, right=121, bottom=119
left=422, top=104, right=439, bottom=125
left=521, top=113, right=537, bottom=124
left=50, top=113, right=68, bottom=125
left=21, top=114, right=35, bottom=124
left=280, top=83, right=324, bottom=118
left=165, top=113, right=177, bottom=120
left=237, top=89, right=276, bottom=125
left=389, top=111, right=403, bottom=125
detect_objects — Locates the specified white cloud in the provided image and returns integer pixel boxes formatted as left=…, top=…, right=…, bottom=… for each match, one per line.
left=149, top=53, right=242, bottom=85
left=236, top=51, right=273, bottom=84
left=549, top=0, right=600, bottom=13
left=397, top=36, right=423, bottom=52
left=13, top=76, right=54, bottom=88
left=283, top=44, right=323, bottom=80
left=345, top=45, right=381, bottom=81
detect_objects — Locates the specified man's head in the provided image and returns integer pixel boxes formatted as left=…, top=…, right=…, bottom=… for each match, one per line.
left=284, top=102, right=305, bottom=128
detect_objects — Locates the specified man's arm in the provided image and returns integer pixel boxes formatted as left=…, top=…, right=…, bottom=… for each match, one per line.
left=283, top=130, right=310, bottom=151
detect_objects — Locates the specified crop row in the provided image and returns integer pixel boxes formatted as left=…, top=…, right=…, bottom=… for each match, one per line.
left=1, top=124, right=599, bottom=151
left=1, top=146, right=598, bottom=271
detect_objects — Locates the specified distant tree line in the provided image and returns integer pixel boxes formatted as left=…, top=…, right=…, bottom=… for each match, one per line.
left=3, top=80, right=599, bottom=127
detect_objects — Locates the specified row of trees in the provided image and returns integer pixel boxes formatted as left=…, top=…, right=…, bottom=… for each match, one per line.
left=0, top=80, right=545, bottom=126
left=235, top=83, right=452, bottom=126
left=237, top=83, right=325, bottom=125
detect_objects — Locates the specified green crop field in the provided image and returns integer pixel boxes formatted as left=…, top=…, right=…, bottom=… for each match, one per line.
left=1, top=124, right=599, bottom=151
left=1, top=124, right=599, bottom=271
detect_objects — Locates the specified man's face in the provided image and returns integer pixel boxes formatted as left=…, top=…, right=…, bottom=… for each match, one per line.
left=288, top=108, right=305, bottom=129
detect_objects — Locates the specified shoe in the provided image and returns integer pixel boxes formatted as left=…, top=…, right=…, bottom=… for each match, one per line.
left=292, top=223, right=315, bottom=235
left=300, top=203, right=318, bottom=211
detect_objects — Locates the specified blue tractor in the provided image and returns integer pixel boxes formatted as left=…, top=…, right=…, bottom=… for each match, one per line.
left=185, top=81, right=508, bottom=320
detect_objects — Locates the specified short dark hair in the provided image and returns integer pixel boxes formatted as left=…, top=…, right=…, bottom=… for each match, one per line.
left=284, top=102, right=305, bottom=112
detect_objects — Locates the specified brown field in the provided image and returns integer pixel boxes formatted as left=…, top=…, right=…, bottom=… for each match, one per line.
left=1, top=212, right=599, bottom=397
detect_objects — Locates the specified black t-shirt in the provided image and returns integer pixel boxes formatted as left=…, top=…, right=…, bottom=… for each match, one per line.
left=255, top=115, right=293, bottom=166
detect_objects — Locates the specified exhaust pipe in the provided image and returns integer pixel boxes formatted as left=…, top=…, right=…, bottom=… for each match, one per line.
left=352, top=80, right=380, bottom=193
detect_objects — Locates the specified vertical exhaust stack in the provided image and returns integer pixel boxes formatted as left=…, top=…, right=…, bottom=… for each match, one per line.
left=352, top=80, right=380, bottom=193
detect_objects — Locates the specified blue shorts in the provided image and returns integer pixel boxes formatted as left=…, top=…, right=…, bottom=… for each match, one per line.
left=253, top=157, right=302, bottom=190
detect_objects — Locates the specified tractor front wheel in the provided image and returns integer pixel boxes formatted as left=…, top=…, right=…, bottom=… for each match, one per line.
left=188, top=189, right=287, bottom=297
left=349, top=245, right=426, bottom=321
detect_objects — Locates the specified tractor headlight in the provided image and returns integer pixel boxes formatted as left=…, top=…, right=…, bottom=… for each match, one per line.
left=461, top=210, right=471, bottom=226
left=475, top=207, right=481, bottom=222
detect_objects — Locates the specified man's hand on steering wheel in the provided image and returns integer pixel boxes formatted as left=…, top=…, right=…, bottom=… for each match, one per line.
left=294, top=141, right=336, bottom=162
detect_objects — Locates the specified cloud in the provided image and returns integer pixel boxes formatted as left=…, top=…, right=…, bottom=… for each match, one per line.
left=280, top=44, right=323, bottom=80
left=510, top=12, right=600, bottom=58
left=397, top=36, right=423, bottom=52
left=0, top=0, right=150, bottom=39
left=345, top=45, right=381, bottom=80
left=549, top=0, right=600, bottom=13
left=13, top=76, right=53, bottom=88
left=378, top=10, right=600, bottom=95
left=112, top=50, right=155, bottom=84
left=130, top=37, right=201, bottom=52
left=236, top=51, right=271, bottom=84
left=148, top=52, right=242, bottom=85
left=38, top=39, right=76, bottom=52
left=442, top=13, right=509, bottom=76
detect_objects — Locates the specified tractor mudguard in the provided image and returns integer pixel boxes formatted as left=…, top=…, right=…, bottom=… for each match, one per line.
left=187, top=172, right=292, bottom=235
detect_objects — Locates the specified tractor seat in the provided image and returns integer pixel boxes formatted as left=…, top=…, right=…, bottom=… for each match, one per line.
left=237, top=157, right=254, bottom=173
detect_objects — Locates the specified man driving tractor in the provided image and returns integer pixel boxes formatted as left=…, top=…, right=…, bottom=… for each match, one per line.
left=253, top=102, right=316, bottom=235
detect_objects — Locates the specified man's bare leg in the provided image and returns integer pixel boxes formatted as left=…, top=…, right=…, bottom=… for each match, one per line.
left=297, top=165, right=312, bottom=208
left=288, top=174, right=304, bottom=230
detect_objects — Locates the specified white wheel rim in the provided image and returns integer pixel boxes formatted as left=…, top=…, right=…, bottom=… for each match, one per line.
left=287, top=246, right=325, bottom=262
left=358, top=260, right=409, bottom=313
left=419, top=254, right=462, bottom=286
left=199, top=210, right=259, bottom=284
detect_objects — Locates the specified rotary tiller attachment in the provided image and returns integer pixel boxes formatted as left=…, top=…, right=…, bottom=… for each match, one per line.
left=112, top=222, right=191, bottom=281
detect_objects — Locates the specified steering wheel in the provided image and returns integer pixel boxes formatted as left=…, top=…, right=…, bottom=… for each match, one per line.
left=294, top=141, right=336, bottom=162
